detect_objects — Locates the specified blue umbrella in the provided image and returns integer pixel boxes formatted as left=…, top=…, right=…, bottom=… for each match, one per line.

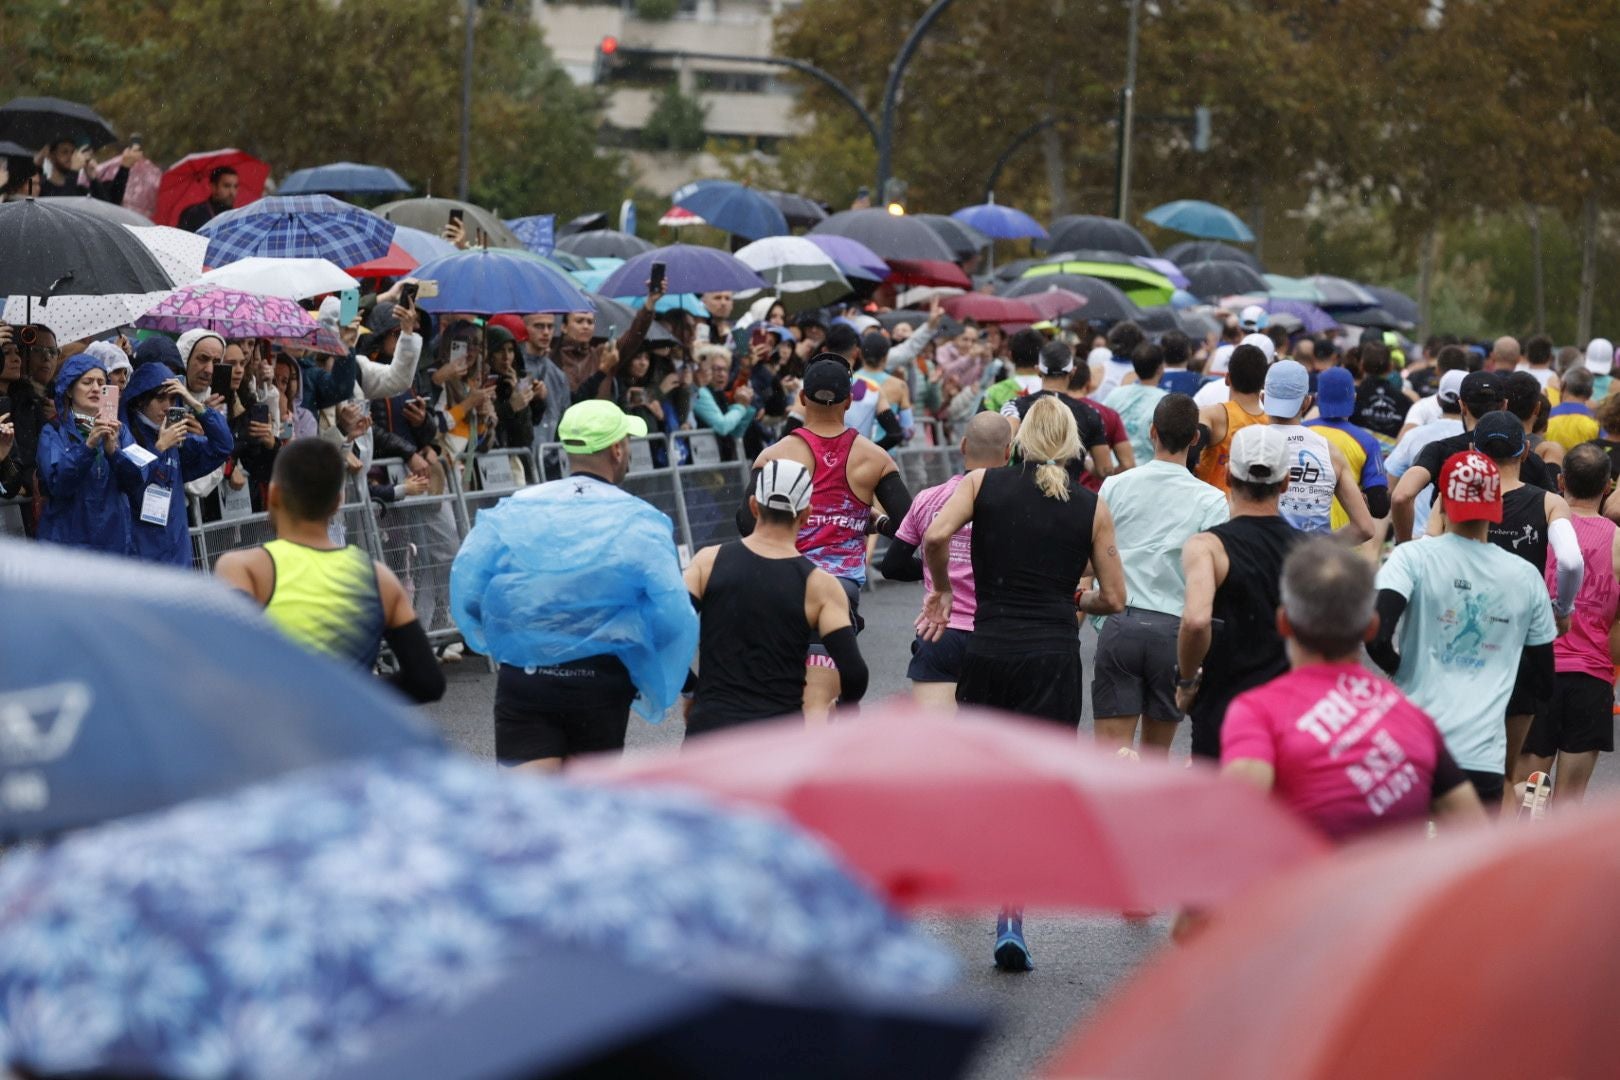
left=0, top=751, right=957, bottom=1079
left=804, top=234, right=889, bottom=281
left=951, top=202, right=1048, bottom=241
left=198, top=194, right=397, bottom=267
left=599, top=243, right=765, bottom=298
left=1143, top=199, right=1256, bottom=243
left=390, top=223, right=456, bottom=265
left=1261, top=297, right=1339, bottom=334
left=277, top=161, right=412, bottom=196
left=0, top=540, right=441, bottom=841
left=505, top=213, right=556, bottom=255
left=411, top=248, right=594, bottom=316
left=670, top=179, right=789, bottom=241
left=1365, top=284, right=1419, bottom=326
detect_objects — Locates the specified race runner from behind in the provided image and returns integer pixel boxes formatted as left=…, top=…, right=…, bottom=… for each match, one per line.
left=1194, top=343, right=1270, bottom=493
left=742, top=356, right=913, bottom=720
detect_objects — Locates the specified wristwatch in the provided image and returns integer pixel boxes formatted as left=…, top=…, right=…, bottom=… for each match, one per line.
left=1174, top=668, right=1202, bottom=690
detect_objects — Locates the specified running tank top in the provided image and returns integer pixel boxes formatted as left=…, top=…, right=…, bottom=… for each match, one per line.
left=262, top=540, right=385, bottom=669
left=1547, top=514, right=1620, bottom=681
left=1192, top=516, right=1300, bottom=726
left=792, top=427, right=871, bottom=583
left=856, top=368, right=889, bottom=438
left=1196, top=402, right=1267, bottom=492
left=1488, top=484, right=1550, bottom=571
left=1273, top=423, right=1337, bottom=534
left=688, top=542, right=816, bottom=735
left=843, top=378, right=879, bottom=437
left=969, top=463, right=1096, bottom=653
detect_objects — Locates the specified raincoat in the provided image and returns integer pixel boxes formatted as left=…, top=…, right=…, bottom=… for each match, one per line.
left=34, top=354, right=145, bottom=554
left=118, top=362, right=234, bottom=566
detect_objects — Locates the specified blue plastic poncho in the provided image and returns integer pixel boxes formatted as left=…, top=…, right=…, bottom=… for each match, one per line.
left=450, top=475, right=698, bottom=720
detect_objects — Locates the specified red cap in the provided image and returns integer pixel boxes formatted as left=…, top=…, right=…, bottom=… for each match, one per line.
left=1439, top=450, right=1503, bottom=524
left=487, top=313, right=527, bottom=342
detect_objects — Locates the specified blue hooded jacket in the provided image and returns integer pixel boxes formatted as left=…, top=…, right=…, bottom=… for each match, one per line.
left=119, top=361, right=235, bottom=566
left=132, top=335, right=184, bottom=375
left=35, top=354, right=146, bottom=554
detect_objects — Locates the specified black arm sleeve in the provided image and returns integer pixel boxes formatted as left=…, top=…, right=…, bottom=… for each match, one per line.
left=1367, top=589, right=1408, bottom=674
left=877, top=536, right=924, bottom=581
left=736, top=466, right=764, bottom=536
left=821, top=625, right=868, bottom=703
left=1364, top=484, right=1391, bottom=519
left=382, top=620, right=447, bottom=704
left=875, top=407, right=904, bottom=450
left=1522, top=641, right=1556, bottom=703
left=873, top=471, right=913, bottom=537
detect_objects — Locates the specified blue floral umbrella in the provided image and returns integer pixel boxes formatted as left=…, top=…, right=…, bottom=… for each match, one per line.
left=198, top=194, right=397, bottom=267
left=0, top=752, right=956, bottom=1079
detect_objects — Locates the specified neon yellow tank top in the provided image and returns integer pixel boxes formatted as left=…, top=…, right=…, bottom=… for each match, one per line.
left=263, top=540, right=384, bottom=669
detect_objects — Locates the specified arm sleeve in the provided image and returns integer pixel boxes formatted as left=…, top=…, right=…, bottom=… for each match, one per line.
left=35, top=428, right=96, bottom=499
left=887, top=322, right=936, bottom=373
left=877, top=536, right=924, bottom=581
left=873, top=471, right=913, bottom=536
left=821, top=625, right=869, bottom=703
left=382, top=619, right=447, bottom=703
left=178, top=407, right=236, bottom=481
left=874, top=406, right=903, bottom=449
left=1368, top=588, right=1409, bottom=675
left=615, top=305, right=656, bottom=360
left=1364, top=485, right=1391, bottom=518
left=302, top=354, right=359, bottom=412
left=356, top=333, right=422, bottom=400
left=1548, top=516, right=1585, bottom=616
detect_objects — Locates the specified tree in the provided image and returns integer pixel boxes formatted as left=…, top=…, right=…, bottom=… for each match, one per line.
left=643, top=85, right=709, bottom=153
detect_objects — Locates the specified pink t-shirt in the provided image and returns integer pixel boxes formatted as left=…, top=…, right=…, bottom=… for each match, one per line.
left=1546, top=513, right=1619, bottom=683
left=1222, top=662, right=1450, bottom=841
left=896, top=474, right=976, bottom=631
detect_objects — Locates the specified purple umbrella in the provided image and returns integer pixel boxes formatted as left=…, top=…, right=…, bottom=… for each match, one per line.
left=804, top=235, right=889, bottom=281
left=1260, top=297, right=1339, bottom=334
left=136, top=284, right=346, bottom=352
left=598, top=243, right=765, bottom=298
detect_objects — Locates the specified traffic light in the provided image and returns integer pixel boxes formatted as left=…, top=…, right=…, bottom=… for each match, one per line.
left=594, top=36, right=621, bottom=83
left=1194, top=106, right=1211, bottom=153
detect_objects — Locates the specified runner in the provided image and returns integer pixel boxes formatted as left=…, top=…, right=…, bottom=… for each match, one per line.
left=1193, top=343, right=1269, bottom=493
left=1178, top=425, right=1303, bottom=759
left=215, top=438, right=445, bottom=704
left=1222, top=537, right=1486, bottom=839
left=983, top=328, right=1047, bottom=415
left=1093, top=394, right=1227, bottom=756
left=917, top=394, right=1126, bottom=972
left=1001, top=339, right=1113, bottom=485
left=1387, top=368, right=1468, bottom=536
left=1370, top=450, right=1558, bottom=805
left=743, top=357, right=913, bottom=720
left=878, top=412, right=1012, bottom=708
left=1261, top=359, right=1376, bottom=540
left=684, top=459, right=869, bottom=736
left=1518, top=443, right=1620, bottom=805
left=1306, top=366, right=1392, bottom=529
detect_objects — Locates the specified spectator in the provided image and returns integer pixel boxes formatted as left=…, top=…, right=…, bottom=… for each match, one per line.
left=177, top=165, right=239, bottom=232
left=697, top=291, right=734, bottom=346
left=4, top=325, right=61, bottom=524
left=37, top=139, right=140, bottom=202
left=35, top=353, right=136, bottom=554
left=133, top=335, right=183, bottom=375
left=119, top=362, right=233, bottom=565
left=517, top=312, right=569, bottom=446
left=692, top=344, right=755, bottom=448
left=551, top=295, right=656, bottom=403
left=487, top=324, right=538, bottom=454
left=85, top=341, right=132, bottom=391
left=273, top=356, right=318, bottom=441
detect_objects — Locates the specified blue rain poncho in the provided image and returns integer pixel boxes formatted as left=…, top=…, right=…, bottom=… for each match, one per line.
left=450, top=474, right=698, bottom=720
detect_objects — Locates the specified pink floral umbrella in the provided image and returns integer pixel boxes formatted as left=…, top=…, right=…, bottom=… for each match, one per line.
left=135, top=284, right=345, bottom=353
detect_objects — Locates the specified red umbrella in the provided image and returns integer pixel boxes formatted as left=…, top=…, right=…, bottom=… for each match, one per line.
left=154, top=148, right=270, bottom=227
left=345, top=242, right=419, bottom=278
left=577, top=703, right=1326, bottom=910
left=1019, top=287, right=1090, bottom=321
left=1044, top=806, right=1612, bottom=1080
left=887, top=259, right=972, bottom=289
left=941, top=293, right=1043, bottom=326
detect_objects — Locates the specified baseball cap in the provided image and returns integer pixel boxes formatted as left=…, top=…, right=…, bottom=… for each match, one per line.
left=802, top=356, right=853, bottom=405
left=1437, top=369, right=1466, bottom=405
left=1438, top=450, right=1503, bottom=524
left=1241, top=332, right=1276, bottom=364
left=1586, top=337, right=1615, bottom=376
left=558, top=399, right=647, bottom=454
left=1240, top=304, right=1268, bottom=332
left=1209, top=343, right=1235, bottom=375
left=1472, top=410, right=1525, bottom=460
left=1262, top=359, right=1310, bottom=419
left=1229, top=424, right=1292, bottom=483
left=755, top=458, right=814, bottom=514
left=1459, top=370, right=1505, bottom=409
left=1317, top=366, right=1356, bottom=419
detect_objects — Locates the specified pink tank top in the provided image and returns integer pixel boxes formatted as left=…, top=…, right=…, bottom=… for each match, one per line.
left=1546, top=514, right=1619, bottom=682
left=791, top=427, right=871, bottom=583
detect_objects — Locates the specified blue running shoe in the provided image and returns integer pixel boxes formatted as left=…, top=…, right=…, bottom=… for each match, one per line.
left=993, top=915, right=1034, bottom=972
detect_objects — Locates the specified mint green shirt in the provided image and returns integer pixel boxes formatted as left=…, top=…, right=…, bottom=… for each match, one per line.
left=1098, top=460, right=1229, bottom=617
left=1106, top=383, right=1168, bottom=465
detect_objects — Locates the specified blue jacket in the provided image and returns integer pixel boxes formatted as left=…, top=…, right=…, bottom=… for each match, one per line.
left=119, top=362, right=235, bottom=566
left=35, top=354, right=144, bottom=554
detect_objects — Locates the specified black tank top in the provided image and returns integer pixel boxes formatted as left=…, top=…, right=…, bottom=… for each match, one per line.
left=1192, top=515, right=1301, bottom=727
left=969, top=463, right=1096, bottom=653
left=1489, top=484, right=1550, bottom=571
left=688, top=542, right=816, bottom=735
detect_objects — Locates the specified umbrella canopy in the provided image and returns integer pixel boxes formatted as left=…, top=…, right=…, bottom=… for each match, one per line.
left=1339, top=307, right=1411, bottom=332
left=804, top=234, right=889, bottom=281
left=154, top=148, right=270, bottom=228
left=1018, top=287, right=1090, bottom=321
left=1165, top=240, right=1263, bottom=271
left=581, top=705, right=1325, bottom=911
left=589, top=294, right=678, bottom=345
left=1306, top=274, right=1379, bottom=309
left=940, top=293, right=1042, bottom=326
left=1258, top=297, right=1339, bottom=334
left=915, top=213, right=989, bottom=260
left=0, top=750, right=956, bottom=1079
left=345, top=243, right=418, bottom=279
left=374, top=196, right=521, bottom=249
left=1262, top=273, right=1324, bottom=301
left=1024, top=259, right=1176, bottom=307
left=125, top=224, right=208, bottom=287
left=278, top=160, right=411, bottom=196
left=1046, top=214, right=1155, bottom=257
left=0, top=96, right=116, bottom=149
left=389, top=223, right=456, bottom=265
left=93, top=154, right=161, bottom=219
left=810, top=208, right=957, bottom=262
left=197, top=256, right=358, bottom=300
left=1365, top=284, right=1420, bottom=326
left=136, top=284, right=345, bottom=352
left=671, top=179, right=789, bottom=240
left=504, top=214, right=558, bottom=255
left=1001, top=273, right=1143, bottom=323
left=952, top=202, right=1048, bottom=241
left=409, top=248, right=594, bottom=316
left=0, top=292, right=169, bottom=345
left=599, top=244, right=765, bottom=298
left=889, top=259, right=973, bottom=289
left=1144, top=199, right=1255, bottom=242
left=764, top=189, right=829, bottom=228
left=1134, top=255, right=1191, bottom=289
left=734, top=236, right=854, bottom=311
left=41, top=194, right=148, bottom=228
left=0, top=197, right=175, bottom=299
left=659, top=205, right=706, bottom=228
left=200, top=194, right=395, bottom=267
left=555, top=228, right=656, bottom=260
left=1181, top=259, right=1270, bottom=300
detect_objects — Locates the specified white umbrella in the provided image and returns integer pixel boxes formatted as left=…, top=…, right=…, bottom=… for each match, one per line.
left=2, top=292, right=172, bottom=344
left=196, top=256, right=359, bottom=300
left=734, top=236, right=853, bottom=312
left=123, top=224, right=208, bottom=286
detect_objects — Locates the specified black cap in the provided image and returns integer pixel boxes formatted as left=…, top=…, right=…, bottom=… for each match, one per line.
left=1459, top=370, right=1505, bottom=407
left=1473, top=410, right=1525, bottom=459
left=802, top=356, right=852, bottom=405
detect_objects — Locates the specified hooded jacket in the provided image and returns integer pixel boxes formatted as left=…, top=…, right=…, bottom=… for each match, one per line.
left=35, top=354, right=145, bottom=554
left=119, top=361, right=234, bottom=565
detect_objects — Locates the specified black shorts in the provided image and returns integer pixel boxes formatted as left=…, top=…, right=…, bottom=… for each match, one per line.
left=807, top=576, right=863, bottom=662
left=907, top=628, right=972, bottom=683
left=1090, top=608, right=1181, bottom=723
left=1523, top=672, right=1616, bottom=757
left=1464, top=768, right=1505, bottom=807
left=1506, top=657, right=1542, bottom=717
left=494, top=661, right=637, bottom=764
left=957, top=645, right=1081, bottom=728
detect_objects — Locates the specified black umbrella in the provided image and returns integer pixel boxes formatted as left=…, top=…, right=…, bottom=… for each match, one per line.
left=1000, top=273, right=1142, bottom=323
left=43, top=194, right=150, bottom=228
left=0, top=96, right=117, bottom=150
left=809, top=209, right=956, bottom=262
left=557, top=211, right=609, bottom=238
left=591, top=294, right=678, bottom=345
left=1135, top=305, right=1181, bottom=335
left=993, top=256, right=1043, bottom=282
left=1182, top=259, right=1269, bottom=300
left=1341, top=306, right=1412, bottom=332
left=765, top=189, right=829, bottom=228
left=1045, top=214, right=1155, bottom=257
left=0, top=140, right=34, bottom=159
left=915, top=213, right=988, bottom=260
left=1365, top=285, right=1419, bottom=327
left=0, top=198, right=173, bottom=300
left=556, top=229, right=655, bottom=260
left=1163, top=240, right=1262, bottom=272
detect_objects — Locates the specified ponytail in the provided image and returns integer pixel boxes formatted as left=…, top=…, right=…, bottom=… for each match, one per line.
left=1034, top=461, right=1071, bottom=502
left=1014, top=395, right=1080, bottom=502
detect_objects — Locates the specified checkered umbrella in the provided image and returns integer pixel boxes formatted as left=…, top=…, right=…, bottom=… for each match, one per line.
left=198, top=194, right=395, bottom=267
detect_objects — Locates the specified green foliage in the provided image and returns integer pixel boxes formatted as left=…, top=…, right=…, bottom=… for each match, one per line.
left=633, top=0, right=679, bottom=21
left=643, top=85, right=709, bottom=154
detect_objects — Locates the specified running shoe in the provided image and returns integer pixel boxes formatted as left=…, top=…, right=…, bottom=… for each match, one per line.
left=993, top=912, right=1034, bottom=972
left=1518, top=771, right=1553, bottom=821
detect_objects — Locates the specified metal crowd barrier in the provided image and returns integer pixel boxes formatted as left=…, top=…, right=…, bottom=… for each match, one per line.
left=0, top=495, right=29, bottom=538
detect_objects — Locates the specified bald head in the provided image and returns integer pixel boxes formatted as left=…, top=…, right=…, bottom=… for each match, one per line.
left=1490, top=335, right=1521, bottom=371
left=961, top=412, right=1012, bottom=469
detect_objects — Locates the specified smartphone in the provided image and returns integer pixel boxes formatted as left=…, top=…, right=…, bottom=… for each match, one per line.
left=448, top=208, right=465, bottom=227
left=397, top=282, right=419, bottom=308
left=416, top=280, right=440, bottom=299
left=338, top=288, right=360, bottom=327
left=517, top=377, right=533, bottom=394
left=165, top=404, right=189, bottom=427
left=449, top=341, right=468, bottom=367
left=626, top=387, right=647, bottom=407
left=750, top=327, right=769, bottom=349
left=128, top=134, right=143, bottom=149
left=98, top=384, right=119, bottom=424
left=209, top=363, right=234, bottom=400
left=248, top=402, right=271, bottom=426
left=648, top=261, right=666, bottom=295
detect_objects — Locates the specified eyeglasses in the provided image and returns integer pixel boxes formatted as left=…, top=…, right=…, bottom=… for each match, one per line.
left=26, top=346, right=60, bottom=359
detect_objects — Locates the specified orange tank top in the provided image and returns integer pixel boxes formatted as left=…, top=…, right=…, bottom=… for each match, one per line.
left=1196, top=401, right=1268, bottom=491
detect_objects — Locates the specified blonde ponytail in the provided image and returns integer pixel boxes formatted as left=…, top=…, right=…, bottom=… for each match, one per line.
left=1016, top=395, right=1080, bottom=501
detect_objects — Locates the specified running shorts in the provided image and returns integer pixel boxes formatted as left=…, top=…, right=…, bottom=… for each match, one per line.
left=1523, top=672, right=1616, bottom=757
left=907, top=628, right=972, bottom=683
left=957, top=644, right=1082, bottom=728
left=1090, top=608, right=1182, bottom=723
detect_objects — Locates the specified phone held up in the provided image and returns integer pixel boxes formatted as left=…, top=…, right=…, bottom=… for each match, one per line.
left=248, top=402, right=271, bottom=426
left=98, top=384, right=119, bottom=425
left=648, top=261, right=666, bottom=295
left=165, top=404, right=189, bottom=428
left=209, top=363, right=234, bottom=401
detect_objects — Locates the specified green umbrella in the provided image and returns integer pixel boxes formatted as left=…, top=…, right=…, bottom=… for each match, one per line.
left=1023, top=260, right=1175, bottom=308
left=1262, top=274, right=1326, bottom=302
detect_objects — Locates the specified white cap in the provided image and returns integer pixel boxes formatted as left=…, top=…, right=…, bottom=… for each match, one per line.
left=1229, top=424, right=1292, bottom=484
left=1241, top=332, right=1277, bottom=363
left=1086, top=346, right=1113, bottom=368
left=755, top=458, right=814, bottom=514
left=1208, top=343, right=1235, bottom=375
left=1586, top=338, right=1614, bottom=376
left=1240, top=304, right=1268, bottom=331
left=83, top=340, right=130, bottom=375
left=1437, top=369, right=1466, bottom=404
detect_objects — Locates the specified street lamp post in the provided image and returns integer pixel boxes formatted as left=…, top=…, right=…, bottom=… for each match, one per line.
left=984, top=116, right=1059, bottom=204
left=876, top=0, right=959, bottom=198
left=1112, top=0, right=1142, bottom=221
left=458, top=0, right=476, bottom=201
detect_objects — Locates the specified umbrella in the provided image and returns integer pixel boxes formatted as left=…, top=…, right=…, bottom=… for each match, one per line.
left=763, top=189, right=829, bottom=228
left=1019, top=287, right=1090, bottom=321
left=804, top=234, right=889, bottom=281
left=1181, top=259, right=1270, bottom=300
left=1165, top=240, right=1263, bottom=271
left=915, top=213, right=989, bottom=260
left=505, top=214, right=558, bottom=255
left=0, top=96, right=116, bottom=149
left=1045, top=214, right=1154, bottom=257
left=1134, top=305, right=1181, bottom=336
left=0, top=750, right=957, bottom=1079
left=409, top=248, right=594, bottom=316
left=670, top=178, right=789, bottom=240
left=581, top=705, right=1325, bottom=911
left=545, top=248, right=591, bottom=273
left=40, top=194, right=148, bottom=228
left=1023, top=259, right=1176, bottom=307
left=196, top=257, right=359, bottom=300
left=277, top=161, right=412, bottom=196
left=590, top=294, right=678, bottom=345
left=734, top=236, right=854, bottom=311
left=1133, top=255, right=1191, bottom=289
left=1045, top=807, right=1620, bottom=1080
left=136, top=284, right=345, bottom=353
left=952, top=202, right=1048, bottom=242
left=1365, top=284, right=1420, bottom=326
left=1144, top=199, right=1255, bottom=242
left=993, top=256, right=1044, bottom=282
left=1262, top=272, right=1324, bottom=301
left=124, top=224, right=208, bottom=286
left=0, top=540, right=438, bottom=841
left=557, top=211, right=609, bottom=237
left=153, top=148, right=270, bottom=228
left=93, top=154, right=162, bottom=219
left=0, top=197, right=175, bottom=300
left=390, top=223, right=456, bottom=265
left=1340, top=307, right=1411, bottom=332
left=199, top=194, right=396, bottom=267
left=658, top=205, right=706, bottom=228
left=345, top=243, right=418, bottom=279
left=1306, top=274, right=1379, bottom=309
left=940, top=294, right=1042, bottom=326
left=1001, top=273, right=1143, bottom=323
left=1258, top=297, right=1339, bottom=334
left=0, top=291, right=171, bottom=346
left=599, top=244, right=765, bottom=298
left=374, top=196, right=522, bottom=249
left=554, top=228, right=655, bottom=260
left=888, top=259, right=973, bottom=289
left=809, top=208, right=957, bottom=262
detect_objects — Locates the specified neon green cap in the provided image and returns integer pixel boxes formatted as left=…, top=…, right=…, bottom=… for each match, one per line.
left=558, top=399, right=648, bottom=454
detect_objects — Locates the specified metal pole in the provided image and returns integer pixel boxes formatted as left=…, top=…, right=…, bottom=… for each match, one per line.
left=1113, top=0, right=1141, bottom=221
left=457, top=0, right=475, bottom=201
left=877, top=0, right=959, bottom=196
left=984, top=116, right=1058, bottom=203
